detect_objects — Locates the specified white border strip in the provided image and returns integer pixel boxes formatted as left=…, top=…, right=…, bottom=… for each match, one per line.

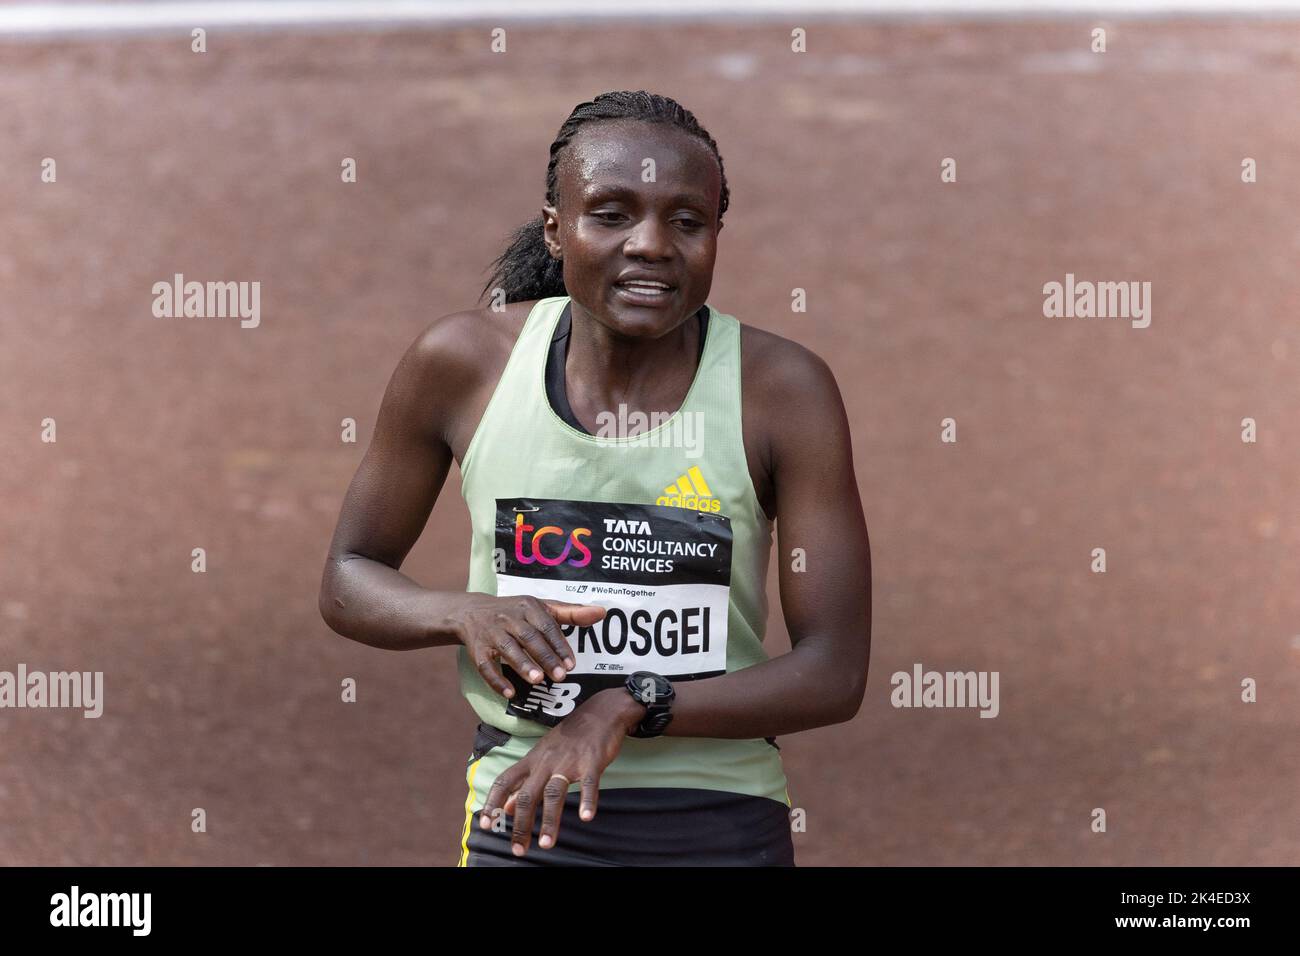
left=4, top=1, right=1300, bottom=37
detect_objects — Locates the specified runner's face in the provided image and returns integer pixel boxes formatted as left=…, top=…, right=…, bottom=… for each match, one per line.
left=543, top=120, right=722, bottom=338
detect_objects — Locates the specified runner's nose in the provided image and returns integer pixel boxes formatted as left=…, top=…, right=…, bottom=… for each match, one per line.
left=622, top=216, right=674, bottom=262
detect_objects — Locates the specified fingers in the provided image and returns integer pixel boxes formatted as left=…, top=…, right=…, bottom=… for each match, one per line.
left=482, top=768, right=545, bottom=857
left=471, top=607, right=567, bottom=699
left=479, top=764, right=597, bottom=857
left=502, top=612, right=568, bottom=683
left=458, top=597, right=606, bottom=700
left=480, top=766, right=523, bottom=831
left=542, top=600, right=608, bottom=628
left=579, top=770, right=600, bottom=822
left=509, top=780, right=541, bottom=857
left=472, top=649, right=514, bottom=699
left=492, top=626, right=548, bottom=686
left=537, top=773, right=571, bottom=850
left=522, top=602, right=578, bottom=672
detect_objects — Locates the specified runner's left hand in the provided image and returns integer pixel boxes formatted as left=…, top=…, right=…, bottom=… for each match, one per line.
left=477, top=688, right=646, bottom=857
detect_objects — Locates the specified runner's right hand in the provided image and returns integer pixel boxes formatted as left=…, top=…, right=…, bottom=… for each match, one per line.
left=443, top=595, right=606, bottom=699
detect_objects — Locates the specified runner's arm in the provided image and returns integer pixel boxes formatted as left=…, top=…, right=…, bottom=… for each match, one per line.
left=318, top=313, right=484, bottom=651
left=611, top=339, right=872, bottom=738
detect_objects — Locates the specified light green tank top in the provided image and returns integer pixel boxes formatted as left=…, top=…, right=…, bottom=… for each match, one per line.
left=457, top=295, right=789, bottom=805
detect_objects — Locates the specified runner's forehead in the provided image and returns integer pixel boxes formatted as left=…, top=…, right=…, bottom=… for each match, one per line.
left=564, top=125, right=718, bottom=209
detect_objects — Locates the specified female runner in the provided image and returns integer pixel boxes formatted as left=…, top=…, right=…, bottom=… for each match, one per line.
left=319, top=90, right=871, bottom=866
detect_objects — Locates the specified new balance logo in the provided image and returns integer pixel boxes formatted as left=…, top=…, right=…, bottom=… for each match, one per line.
left=518, top=681, right=580, bottom=718
left=656, top=466, right=722, bottom=513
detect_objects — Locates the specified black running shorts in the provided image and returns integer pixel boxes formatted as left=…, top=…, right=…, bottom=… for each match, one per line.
left=458, top=723, right=795, bottom=867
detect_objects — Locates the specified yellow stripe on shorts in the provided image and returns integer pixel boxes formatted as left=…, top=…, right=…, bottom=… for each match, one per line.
left=457, top=759, right=482, bottom=868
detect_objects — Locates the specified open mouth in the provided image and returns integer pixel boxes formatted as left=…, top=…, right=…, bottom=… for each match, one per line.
left=614, top=280, right=675, bottom=302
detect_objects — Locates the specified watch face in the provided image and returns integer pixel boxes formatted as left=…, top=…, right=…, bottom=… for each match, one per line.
left=630, top=673, right=662, bottom=704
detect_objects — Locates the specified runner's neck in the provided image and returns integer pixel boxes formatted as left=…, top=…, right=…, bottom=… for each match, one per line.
left=546, top=302, right=709, bottom=435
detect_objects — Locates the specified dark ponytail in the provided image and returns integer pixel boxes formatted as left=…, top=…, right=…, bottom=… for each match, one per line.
left=479, top=215, right=566, bottom=305
left=479, top=90, right=730, bottom=305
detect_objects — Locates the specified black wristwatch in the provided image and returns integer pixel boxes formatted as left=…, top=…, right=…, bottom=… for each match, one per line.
left=624, top=672, right=675, bottom=738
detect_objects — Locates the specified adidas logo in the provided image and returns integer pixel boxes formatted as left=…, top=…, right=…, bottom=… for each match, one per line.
left=656, top=465, right=723, bottom=513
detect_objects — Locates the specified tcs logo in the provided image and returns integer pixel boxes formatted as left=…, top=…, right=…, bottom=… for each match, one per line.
left=514, top=512, right=592, bottom=567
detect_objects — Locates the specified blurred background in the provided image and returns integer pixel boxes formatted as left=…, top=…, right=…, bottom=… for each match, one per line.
left=1, top=1, right=1297, bottom=866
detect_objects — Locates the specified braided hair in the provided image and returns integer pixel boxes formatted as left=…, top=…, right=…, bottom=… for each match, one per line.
left=479, top=90, right=729, bottom=305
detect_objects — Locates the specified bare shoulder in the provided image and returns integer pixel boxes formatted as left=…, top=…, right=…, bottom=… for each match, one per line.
left=738, top=322, right=842, bottom=414
left=736, top=321, right=846, bottom=519
left=412, top=300, right=534, bottom=378
left=404, top=300, right=539, bottom=461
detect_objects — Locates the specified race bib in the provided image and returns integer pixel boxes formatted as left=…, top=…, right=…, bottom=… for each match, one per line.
left=494, top=497, right=732, bottom=726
